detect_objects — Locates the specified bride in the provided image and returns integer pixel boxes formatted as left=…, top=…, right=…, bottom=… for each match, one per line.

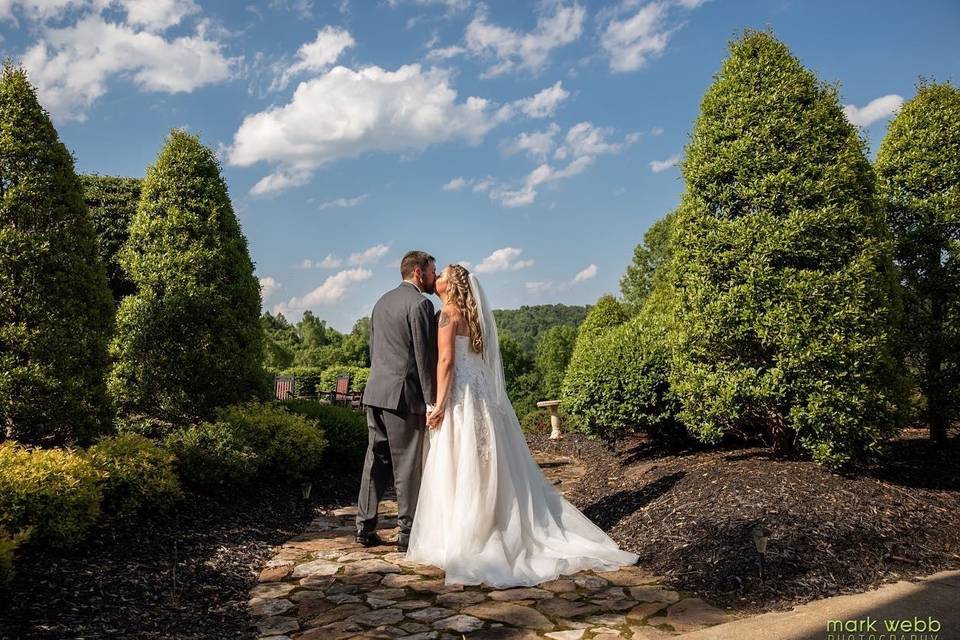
left=404, top=264, right=639, bottom=587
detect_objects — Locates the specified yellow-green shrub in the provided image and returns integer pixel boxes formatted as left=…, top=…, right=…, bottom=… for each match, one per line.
left=87, top=434, right=183, bottom=519
left=0, top=442, right=102, bottom=547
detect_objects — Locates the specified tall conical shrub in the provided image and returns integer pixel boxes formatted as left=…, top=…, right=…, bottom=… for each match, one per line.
left=80, top=174, right=142, bottom=304
left=0, top=63, right=115, bottom=446
left=108, top=130, right=266, bottom=421
left=669, top=31, right=905, bottom=466
left=876, top=80, right=960, bottom=446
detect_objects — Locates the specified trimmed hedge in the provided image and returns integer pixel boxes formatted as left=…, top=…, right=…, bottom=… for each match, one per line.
left=108, top=130, right=267, bottom=421
left=165, top=402, right=327, bottom=490
left=670, top=30, right=905, bottom=466
left=562, top=287, right=681, bottom=443
left=318, top=366, right=370, bottom=394
left=280, top=400, right=368, bottom=472
left=0, top=63, right=115, bottom=447
left=0, top=442, right=102, bottom=547
left=278, top=366, right=324, bottom=397
left=86, top=434, right=183, bottom=519
left=80, top=174, right=142, bottom=303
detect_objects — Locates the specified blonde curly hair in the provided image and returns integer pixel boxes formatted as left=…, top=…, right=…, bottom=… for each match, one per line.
left=445, top=264, right=484, bottom=355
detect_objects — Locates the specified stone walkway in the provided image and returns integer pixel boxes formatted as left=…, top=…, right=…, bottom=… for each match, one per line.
left=248, top=452, right=735, bottom=639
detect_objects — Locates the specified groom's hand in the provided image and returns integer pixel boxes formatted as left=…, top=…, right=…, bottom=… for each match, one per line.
left=426, top=406, right=443, bottom=429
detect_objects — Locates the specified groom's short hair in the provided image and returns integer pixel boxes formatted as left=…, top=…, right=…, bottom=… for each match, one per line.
left=401, top=250, right=435, bottom=279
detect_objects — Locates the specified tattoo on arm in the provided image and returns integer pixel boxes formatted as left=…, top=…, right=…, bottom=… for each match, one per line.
left=438, top=311, right=451, bottom=328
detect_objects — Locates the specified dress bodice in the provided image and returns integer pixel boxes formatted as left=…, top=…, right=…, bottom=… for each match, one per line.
left=453, top=334, right=487, bottom=390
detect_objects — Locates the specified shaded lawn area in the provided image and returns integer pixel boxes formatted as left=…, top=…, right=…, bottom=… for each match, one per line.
left=528, top=425, right=960, bottom=614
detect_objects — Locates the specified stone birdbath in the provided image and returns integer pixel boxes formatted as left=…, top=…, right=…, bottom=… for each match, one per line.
left=536, top=400, right=563, bottom=439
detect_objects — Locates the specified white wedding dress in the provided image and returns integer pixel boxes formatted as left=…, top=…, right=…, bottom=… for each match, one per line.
left=405, top=276, right=638, bottom=587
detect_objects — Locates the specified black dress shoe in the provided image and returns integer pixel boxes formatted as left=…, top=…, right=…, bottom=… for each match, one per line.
left=396, top=536, right=409, bottom=553
left=356, top=531, right=386, bottom=547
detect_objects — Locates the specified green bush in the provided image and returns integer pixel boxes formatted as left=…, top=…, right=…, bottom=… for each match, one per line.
left=669, top=30, right=905, bottom=467
left=535, top=325, right=578, bottom=400
left=0, top=442, right=102, bottom=547
left=115, top=412, right=187, bottom=439
left=165, top=402, right=327, bottom=490
left=164, top=420, right=258, bottom=490
left=80, top=174, right=142, bottom=304
left=108, top=130, right=267, bottom=421
left=318, top=366, right=370, bottom=393
left=0, top=63, right=115, bottom=446
left=214, top=403, right=326, bottom=482
left=86, top=434, right=183, bottom=519
left=0, top=527, right=29, bottom=588
left=562, top=287, right=681, bottom=443
left=278, top=366, right=325, bottom=397
left=281, top=400, right=367, bottom=472
left=876, top=80, right=960, bottom=446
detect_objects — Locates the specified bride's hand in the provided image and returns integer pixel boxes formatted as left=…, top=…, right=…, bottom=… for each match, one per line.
left=426, top=406, right=444, bottom=429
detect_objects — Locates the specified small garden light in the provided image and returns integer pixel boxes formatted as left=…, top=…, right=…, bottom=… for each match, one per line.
left=751, top=523, right=771, bottom=579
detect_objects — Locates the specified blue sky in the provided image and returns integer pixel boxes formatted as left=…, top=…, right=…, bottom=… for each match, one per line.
left=2, top=0, right=958, bottom=331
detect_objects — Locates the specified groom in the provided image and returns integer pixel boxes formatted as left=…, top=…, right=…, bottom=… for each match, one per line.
left=356, top=250, right=438, bottom=552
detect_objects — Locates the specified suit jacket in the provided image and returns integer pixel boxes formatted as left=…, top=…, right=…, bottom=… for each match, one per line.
left=363, top=281, right=438, bottom=415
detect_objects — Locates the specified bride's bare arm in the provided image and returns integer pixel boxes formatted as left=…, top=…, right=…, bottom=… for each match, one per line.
left=427, top=308, right=457, bottom=429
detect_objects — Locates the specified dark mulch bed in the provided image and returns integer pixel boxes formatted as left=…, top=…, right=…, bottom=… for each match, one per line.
left=528, top=426, right=960, bottom=614
left=0, top=472, right=359, bottom=640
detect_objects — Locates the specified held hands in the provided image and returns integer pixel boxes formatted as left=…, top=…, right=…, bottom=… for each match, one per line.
left=426, top=404, right=444, bottom=429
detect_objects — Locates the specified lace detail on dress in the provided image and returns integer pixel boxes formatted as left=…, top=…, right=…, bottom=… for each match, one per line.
left=453, top=335, right=491, bottom=463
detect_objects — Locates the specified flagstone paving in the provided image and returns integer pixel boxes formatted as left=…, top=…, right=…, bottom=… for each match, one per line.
left=248, top=452, right=737, bottom=639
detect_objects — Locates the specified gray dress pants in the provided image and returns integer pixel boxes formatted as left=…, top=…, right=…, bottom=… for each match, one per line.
left=356, top=393, right=425, bottom=543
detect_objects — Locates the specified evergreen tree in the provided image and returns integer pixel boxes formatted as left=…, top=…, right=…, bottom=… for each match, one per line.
left=108, top=130, right=266, bottom=421
left=670, top=31, right=905, bottom=466
left=876, top=80, right=960, bottom=445
left=535, top=325, right=577, bottom=399
left=620, top=211, right=676, bottom=315
left=80, top=175, right=142, bottom=303
left=0, top=63, right=115, bottom=445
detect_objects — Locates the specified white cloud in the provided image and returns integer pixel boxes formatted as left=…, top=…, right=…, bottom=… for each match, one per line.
left=442, top=177, right=469, bottom=191
left=471, top=176, right=494, bottom=193
left=120, top=0, right=198, bottom=30
left=349, top=243, right=390, bottom=266
left=650, top=153, right=679, bottom=173
left=465, top=2, right=585, bottom=77
left=272, top=26, right=355, bottom=91
left=843, top=94, right=903, bottom=128
left=599, top=0, right=684, bottom=73
left=318, top=193, right=367, bottom=209
left=474, top=247, right=534, bottom=273
left=489, top=122, right=639, bottom=207
left=491, top=156, right=593, bottom=207
left=573, top=263, right=598, bottom=282
left=650, top=126, right=664, bottom=135
left=388, top=0, right=471, bottom=10
left=268, top=0, right=314, bottom=19
left=503, top=124, right=559, bottom=161
left=318, top=254, right=343, bottom=269
left=526, top=263, right=598, bottom=295
left=259, top=276, right=281, bottom=301
left=273, top=267, right=372, bottom=314
left=425, top=44, right=466, bottom=61
left=555, top=121, right=639, bottom=160
left=514, top=80, right=570, bottom=118
left=20, top=13, right=236, bottom=122
left=2, top=0, right=198, bottom=28
left=296, top=258, right=315, bottom=269
left=250, top=168, right=311, bottom=195
left=229, top=64, right=533, bottom=194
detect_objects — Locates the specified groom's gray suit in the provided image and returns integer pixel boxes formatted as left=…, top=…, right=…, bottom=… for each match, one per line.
left=357, top=281, right=437, bottom=543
